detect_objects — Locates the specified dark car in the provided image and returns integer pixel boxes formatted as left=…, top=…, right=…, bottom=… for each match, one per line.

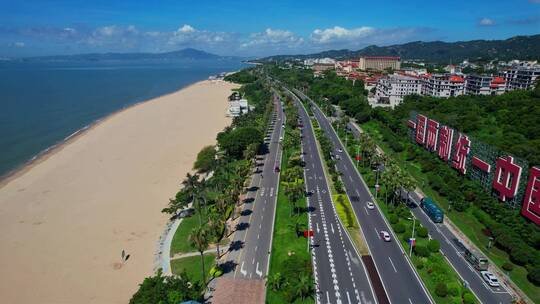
left=274, top=166, right=280, bottom=172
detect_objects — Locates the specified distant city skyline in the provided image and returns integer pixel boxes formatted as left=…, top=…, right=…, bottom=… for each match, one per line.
left=1, top=0, right=539, bottom=57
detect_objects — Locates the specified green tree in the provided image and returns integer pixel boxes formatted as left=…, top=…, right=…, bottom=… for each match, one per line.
left=266, top=272, right=285, bottom=292
left=295, top=273, right=314, bottom=301
left=194, top=145, right=216, bottom=173
left=189, top=227, right=210, bottom=284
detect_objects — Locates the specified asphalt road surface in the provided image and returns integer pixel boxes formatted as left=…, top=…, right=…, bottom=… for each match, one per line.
left=405, top=191, right=514, bottom=304
left=292, top=90, right=377, bottom=304
left=224, top=94, right=284, bottom=280
left=295, top=88, right=433, bottom=304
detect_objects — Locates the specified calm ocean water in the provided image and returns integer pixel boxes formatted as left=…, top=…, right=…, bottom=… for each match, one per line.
left=0, top=59, right=246, bottom=177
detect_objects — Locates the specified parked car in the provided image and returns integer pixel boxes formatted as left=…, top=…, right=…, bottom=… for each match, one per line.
left=481, top=271, right=500, bottom=287
left=380, top=231, right=391, bottom=242
left=337, top=148, right=343, bottom=153
left=274, top=166, right=280, bottom=173
left=366, top=201, right=375, bottom=209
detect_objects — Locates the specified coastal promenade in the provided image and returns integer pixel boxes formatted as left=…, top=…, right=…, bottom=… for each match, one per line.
left=0, top=80, right=238, bottom=304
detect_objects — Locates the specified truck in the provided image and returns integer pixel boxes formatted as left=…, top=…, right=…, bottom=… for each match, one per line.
left=420, top=197, right=444, bottom=223
left=464, top=247, right=489, bottom=270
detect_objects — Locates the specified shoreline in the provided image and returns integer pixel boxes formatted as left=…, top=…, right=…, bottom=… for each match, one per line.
left=0, top=79, right=226, bottom=190
left=0, top=78, right=240, bottom=303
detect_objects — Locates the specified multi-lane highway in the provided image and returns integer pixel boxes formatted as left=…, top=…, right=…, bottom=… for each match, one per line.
left=405, top=191, right=514, bottom=304
left=292, top=90, right=377, bottom=304
left=294, top=88, right=434, bottom=304
left=340, top=106, right=514, bottom=304
left=223, top=94, right=284, bottom=280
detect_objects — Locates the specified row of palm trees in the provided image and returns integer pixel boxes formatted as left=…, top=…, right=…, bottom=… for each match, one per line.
left=337, top=122, right=416, bottom=205
left=180, top=158, right=252, bottom=284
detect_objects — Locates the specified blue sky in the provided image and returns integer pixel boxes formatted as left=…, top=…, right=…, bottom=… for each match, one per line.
left=1, top=0, right=539, bottom=57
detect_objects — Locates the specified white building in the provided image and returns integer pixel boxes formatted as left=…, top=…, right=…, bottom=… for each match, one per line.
left=422, top=74, right=465, bottom=98
left=375, top=74, right=422, bottom=107
left=500, top=66, right=540, bottom=91
left=228, top=98, right=250, bottom=117
left=465, top=75, right=506, bottom=96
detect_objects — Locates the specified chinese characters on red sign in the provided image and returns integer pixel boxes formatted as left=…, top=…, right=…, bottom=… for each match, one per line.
left=408, top=113, right=539, bottom=226
left=522, top=167, right=540, bottom=225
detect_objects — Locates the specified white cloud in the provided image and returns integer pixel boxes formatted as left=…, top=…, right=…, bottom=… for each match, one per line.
left=241, top=28, right=304, bottom=48
left=311, top=26, right=374, bottom=44
left=479, top=18, right=495, bottom=26
left=167, top=24, right=233, bottom=47
left=1, top=23, right=437, bottom=56
left=178, top=24, right=195, bottom=33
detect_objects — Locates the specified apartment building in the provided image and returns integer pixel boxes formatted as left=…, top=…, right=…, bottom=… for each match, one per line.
left=358, top=56, right=401, bottom=71
left=375, top=74, right=422, bottom=106
left=465, top=75, right=506, bottom=96
left=422, top=74, right=465, bottom=98
left=500, top=66, right=540, bottom=91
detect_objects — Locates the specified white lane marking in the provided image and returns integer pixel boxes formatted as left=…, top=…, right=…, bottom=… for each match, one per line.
left=346, top=291, right=352, bottom=304
left=316, top=222, right=320, bottom=233
left=256, top=262, right=262, bottom=277
left=364, top=206, right=369, bottom=215
left=331, top=223, right=335, bottom=234
left=257, top=233, right=260, bottom=239
left=326, top=291, right=330, bottom=304
left=408, top=298, right=413, bottom=304
left=388, top=257, right=398, bottom=273
left=240, top=261, right=247, bottom=276
left=375, top=228, right=379, bottom=238
left=252, top=257, right=255, bottom=264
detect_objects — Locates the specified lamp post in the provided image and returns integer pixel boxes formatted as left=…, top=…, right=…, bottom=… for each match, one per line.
left=408, top=217, right=416, bottom=256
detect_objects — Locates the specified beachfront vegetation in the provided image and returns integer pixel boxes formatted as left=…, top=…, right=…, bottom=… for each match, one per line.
left=267, top=94, right=314, bottom=303
left=194, top=145, right=217, bottom=173
left=129, top=269, right=203, bottom=304
left=132, top=68, right=275, bottom=301
left=170, top=253, right=216, bottom=283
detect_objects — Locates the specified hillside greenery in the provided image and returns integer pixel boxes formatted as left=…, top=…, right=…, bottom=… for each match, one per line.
left=259, top=34, right=540, bottom=63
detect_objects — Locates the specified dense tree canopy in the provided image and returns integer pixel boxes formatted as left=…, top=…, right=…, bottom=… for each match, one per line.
left=194, top=145, right=216, bottom=173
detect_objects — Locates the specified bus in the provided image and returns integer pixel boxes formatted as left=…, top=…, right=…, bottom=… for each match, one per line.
left=420, top=197, right=444, bottom=223
left=464, top=248, right=489, bottom=271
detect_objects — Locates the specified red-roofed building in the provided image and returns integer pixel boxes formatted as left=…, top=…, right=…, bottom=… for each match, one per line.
left=465, top=75, right=506, bottom=96
left=422, top=74, right=466, bottom=97
left=359, top=56, right=401, bottom=71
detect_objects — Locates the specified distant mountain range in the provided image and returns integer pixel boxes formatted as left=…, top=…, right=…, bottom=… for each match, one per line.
left=13, top=48, right=240, bottom=62
left=259, top=34, right=540, bottom=63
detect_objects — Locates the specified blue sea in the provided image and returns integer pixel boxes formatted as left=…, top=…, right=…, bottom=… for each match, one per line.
left=0, top=59, right=246, bottom=178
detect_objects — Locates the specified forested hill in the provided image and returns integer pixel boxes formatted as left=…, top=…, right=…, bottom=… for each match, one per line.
left=260, top=34, right=540, bottom=63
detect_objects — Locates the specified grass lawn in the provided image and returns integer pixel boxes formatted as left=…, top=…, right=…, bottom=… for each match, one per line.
left=171, top=253, right=216, bottom=283
left=170, top=212, right=204, bottom=255
left=266, top=139, right=313, bottom=304
left=360, top=121, right=540, bottom=303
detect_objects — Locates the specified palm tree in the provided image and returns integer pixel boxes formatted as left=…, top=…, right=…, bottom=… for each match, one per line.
left=295, top=274, right=314, bottom=301
left=266, top=272, right=284, bottom=292
left=208, top=211, right=226, bottom=258
left=182, top=173, right=202, bottom=224
left=189, top=227, right=210, bottom=284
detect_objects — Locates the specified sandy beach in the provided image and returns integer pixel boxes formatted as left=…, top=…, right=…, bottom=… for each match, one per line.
left=0, top=80, right=239, bottom=303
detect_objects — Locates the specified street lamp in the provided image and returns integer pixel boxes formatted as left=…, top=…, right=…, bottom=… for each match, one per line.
left=408, top=217, right=416, bottom=256
left=373, top=164, right=385, bottom=200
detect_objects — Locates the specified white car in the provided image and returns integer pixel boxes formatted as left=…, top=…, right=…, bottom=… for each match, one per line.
left=380, top=231, right=391, bottom=242
left=337, top=148, right=343, bottom=153
left=481, top=271, right=500, bottom=287
left=366, top=201, right=375, bottom=209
